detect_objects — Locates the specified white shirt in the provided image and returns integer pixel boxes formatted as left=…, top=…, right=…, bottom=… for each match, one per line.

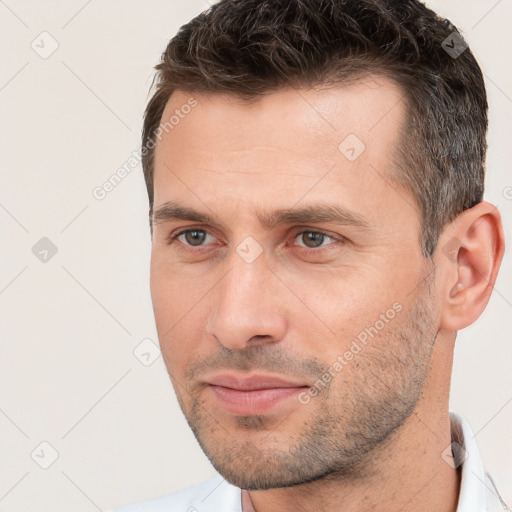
left=111, top=412, right=509, bottom=511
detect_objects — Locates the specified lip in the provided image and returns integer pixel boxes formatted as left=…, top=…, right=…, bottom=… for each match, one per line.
left=207, top=373, right=308, bottom=390
left=205, top=373, right=309, bottom=415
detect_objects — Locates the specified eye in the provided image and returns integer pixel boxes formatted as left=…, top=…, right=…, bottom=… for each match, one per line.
left=167, top=227, right=344, bottom=254
left=168, top=228, right=214, bottom=248
left=291, top=230, right=341, bottom=252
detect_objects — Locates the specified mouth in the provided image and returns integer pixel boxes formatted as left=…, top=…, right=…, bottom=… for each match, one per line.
left=205, top=373, right=310, bottom=415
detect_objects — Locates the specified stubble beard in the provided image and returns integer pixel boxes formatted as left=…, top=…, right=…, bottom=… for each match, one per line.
left=171, top=280, right=438, bottom=490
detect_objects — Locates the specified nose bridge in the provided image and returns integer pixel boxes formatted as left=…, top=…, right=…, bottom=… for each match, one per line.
left=207, top=250, right=286, bottom=349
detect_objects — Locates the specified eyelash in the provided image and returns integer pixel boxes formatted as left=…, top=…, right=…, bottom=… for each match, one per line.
left=166, top=227, right=344, bottom=255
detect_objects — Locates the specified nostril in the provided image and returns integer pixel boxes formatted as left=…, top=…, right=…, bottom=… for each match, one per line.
left=248, top=335, right=275, bottom=344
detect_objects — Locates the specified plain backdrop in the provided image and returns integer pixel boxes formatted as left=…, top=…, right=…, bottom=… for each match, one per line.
left=0, top=1, right=511, bottom=510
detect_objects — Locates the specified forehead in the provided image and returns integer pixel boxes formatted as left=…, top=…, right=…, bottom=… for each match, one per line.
left=152, top=78, right=416, bottom=235
left=157, top=77, right=406, bottom=160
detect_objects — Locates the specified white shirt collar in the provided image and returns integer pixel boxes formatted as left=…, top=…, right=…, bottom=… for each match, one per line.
left=450, top=411, right=509, bottom=512
left=451, top=410, right=487, bottom=511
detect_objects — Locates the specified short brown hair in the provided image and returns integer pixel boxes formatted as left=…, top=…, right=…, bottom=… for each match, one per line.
left=142, top=0, right=488, bottom=256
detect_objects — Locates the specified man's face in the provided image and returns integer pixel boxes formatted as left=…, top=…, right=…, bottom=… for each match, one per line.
left=150, top=79, right=439, bottom=489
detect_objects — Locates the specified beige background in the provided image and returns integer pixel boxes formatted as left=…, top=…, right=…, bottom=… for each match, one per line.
left=0, top=1, right=511, bottom=510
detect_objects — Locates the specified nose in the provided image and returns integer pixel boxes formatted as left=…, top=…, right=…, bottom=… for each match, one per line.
left=206, top=251, right=287, bottom=350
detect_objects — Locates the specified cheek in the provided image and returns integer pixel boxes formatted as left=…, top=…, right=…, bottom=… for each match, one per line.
left=150, top=250, right=189, bottom=322
left=300, top=272, right=410, bottom=359
left=299, top=272, right=381, bottom=326
left=150, top=258, right=206, bottom=374
left=156, top=319, right=197, bottom=391
left=150, top=260, right=181, bottom=363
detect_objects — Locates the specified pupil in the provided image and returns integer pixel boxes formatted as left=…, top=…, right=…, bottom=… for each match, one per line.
left=185, top=230, right=206, bottom=246
left=303, top=232, right=323, bottom=248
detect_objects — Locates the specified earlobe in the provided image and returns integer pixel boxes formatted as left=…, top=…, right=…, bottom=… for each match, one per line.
left=437, top=201, right=505, bottom=332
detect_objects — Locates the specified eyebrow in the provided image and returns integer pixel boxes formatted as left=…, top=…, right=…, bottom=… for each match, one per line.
left=152, top=200, right=371, bottom=231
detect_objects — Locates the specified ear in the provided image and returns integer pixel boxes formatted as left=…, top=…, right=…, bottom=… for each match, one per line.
left=435, top=201, right=505, bottom=331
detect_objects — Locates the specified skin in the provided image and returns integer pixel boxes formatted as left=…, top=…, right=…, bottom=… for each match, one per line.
left=149, top=78, right=505, bottom=511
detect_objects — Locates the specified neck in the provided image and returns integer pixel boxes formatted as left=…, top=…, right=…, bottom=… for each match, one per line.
left=243, top=331, right=461, bottom=512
